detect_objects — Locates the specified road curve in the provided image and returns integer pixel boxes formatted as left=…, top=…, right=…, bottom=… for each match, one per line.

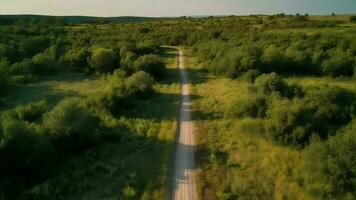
left=171, top=50, right=196, bottom=200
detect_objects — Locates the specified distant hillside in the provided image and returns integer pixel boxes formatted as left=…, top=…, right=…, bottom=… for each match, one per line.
left=0, top=14, right=170, bottom=25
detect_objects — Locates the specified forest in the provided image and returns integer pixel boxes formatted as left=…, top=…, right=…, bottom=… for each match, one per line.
left=0, top=13, right=355, bottom=200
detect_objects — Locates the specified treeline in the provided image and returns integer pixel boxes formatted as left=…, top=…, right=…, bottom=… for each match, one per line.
left=0, top=22, right=165, bottom=96
left=192, top=32, right=356, bottom=77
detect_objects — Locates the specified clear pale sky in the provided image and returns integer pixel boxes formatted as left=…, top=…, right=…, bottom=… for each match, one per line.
left=0, top=0, right=355, bottom=17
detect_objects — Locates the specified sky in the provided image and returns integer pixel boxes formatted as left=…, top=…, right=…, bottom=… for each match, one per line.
left=0, top=0, right=355, bottom=17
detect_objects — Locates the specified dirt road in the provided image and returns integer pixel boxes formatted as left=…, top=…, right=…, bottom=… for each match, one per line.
left=171, top=50, right=196, bottom=200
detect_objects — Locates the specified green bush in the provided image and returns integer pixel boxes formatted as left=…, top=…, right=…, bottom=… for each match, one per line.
left=62, top=47, right=91, bottom=71
left=0, top=111, right=56, bottom=199
left=133, top=54, right=166, bottom=79
left=125, top=71, right=154, bottom=98
left=90, top=48, right=117, bottom=73
left=350, top=15, right=356, bottom=22
left=15, top=100, right=48, bottom=122
left=242, top=69, right=261, bottom=83
left=321, top=49, right=354, bottom=77
left=0, top=74, right=10, bottom=95
left=254, top=72, right=287, bottom=95
left=135, top=40, right=160, bottom=55
left=10, top=59, right=36, bottom=75
left=226, top=95, right=267, bottom=118
left=303, top=120, right=356, bottom=199
left=266, top=98, right=314, bottom=146
left=43, top=98, right=101, bottom=153
left=306, top=86, right=355, bottom=137
left=261, top=45, right=283, bottom=71
left=32, top=52, right=59, bottom=75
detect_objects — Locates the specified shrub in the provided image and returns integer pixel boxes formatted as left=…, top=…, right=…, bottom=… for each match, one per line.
left=321, top=49, right=354, bottom=77
left=0, top=112, right=56, bottom=199
left=0, top=74, right=10, bottom=95
left=125, top=71, right=154, bottom=98
left=0, top=57, right=11, bottom=74
left=226, top=95, right=267, bottom=118
left=242, top=69, right=261, bottom=83
left=14, top=100, right=48, bottom=122
left=303, top=120, right=356, bottom=199
left=10, top=59, right=36, bottom=75
left=62, top=47, right=91, bottom=71
left=266, top=98, right=314, bottom=146
left=133, top=54, right=166, bottom=79
left=43, top=98, right=101, bottom=153
left=90, top=48, right=117, bottom=73
left=350, top=15, right=356, bottom=22
left=120, top=50, right=137, bottom=72
left=306, top=86, right=356, bottom=136
left=32, top=52, right=59, bottom=75
left=254, top=72, right=286, bottom=95
left=261, top=45, right=283, bottom=71
left=135, top=40, right=160, bottom=54
left=18, top=36, right=51, bottom=58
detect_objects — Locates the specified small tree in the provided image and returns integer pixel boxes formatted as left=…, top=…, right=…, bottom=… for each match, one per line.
left=350, top=15, right=356, bottom=22
left=43, top=98, right=101, bottom=153
left=90, top=48, right=117, bottom=73
left=133, top=54, right=166, bottom=79
left=125, top=71, right=154, bottom=98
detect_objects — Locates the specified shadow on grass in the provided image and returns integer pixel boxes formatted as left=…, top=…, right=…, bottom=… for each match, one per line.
left=187, top=67, right=209, bottom=85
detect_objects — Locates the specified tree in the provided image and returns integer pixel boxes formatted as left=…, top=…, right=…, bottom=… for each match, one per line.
left=125, top=71, right=154, bottom=98
left=321, top=49, right=354, bottom=77
left=254, top=72, right=286, bottom=95
left=261, top=45, right=283, bottom=72
left=266, top=98, right=314, bottom=146
left=32, top=52, right=59, bottom=75
left=62, top=47, right=91, bottom=71
left=43, top=98, right=101, bottom=153
left=89, top=48, right=117, bottom=73
left=133, top=54, right=166, bottom=79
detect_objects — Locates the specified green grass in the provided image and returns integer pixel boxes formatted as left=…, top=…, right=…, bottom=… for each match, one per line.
left=285, top=76, right=356, bottom=92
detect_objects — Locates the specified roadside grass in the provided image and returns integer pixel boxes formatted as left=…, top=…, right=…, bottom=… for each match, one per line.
left=185, top=49, right=313, bottom=200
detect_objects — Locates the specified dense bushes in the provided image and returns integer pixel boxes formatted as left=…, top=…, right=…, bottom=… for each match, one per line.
left=90, top=71, right=155, bottom=115
left=263, top=83, right=354, bottom=146
left=321, top=49, right=355, bottom=77
left=303, top=120, right=356, bottom=199
left=224, top=72, right=355, bottom=147
left=193, top=33, right=356, bottom=77
left=0, top=68, right=157, bottom=198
